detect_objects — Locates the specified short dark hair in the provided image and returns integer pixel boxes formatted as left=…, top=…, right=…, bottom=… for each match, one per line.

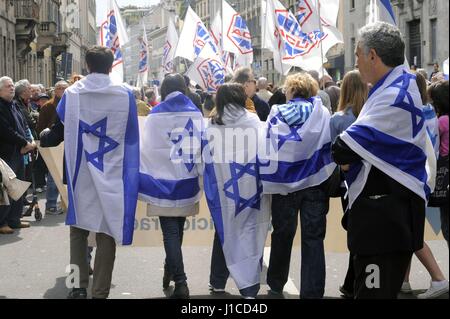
left=212, top=83, right=247, bottom=125
left=428, top=81, right=449, bottom=116
left=85, top=46, right=114, bottom=74
left=232, top=67, right=253, bottom=85
left=160, top=73, right=187, bottom=101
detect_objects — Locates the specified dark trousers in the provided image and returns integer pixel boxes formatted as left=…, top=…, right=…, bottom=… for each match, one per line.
left=209, top=232, right=260, bottom=298
left=70, top=227, right=116, bottom=299
left=340, top=190, right=355, bottom=294
left=267, top=187, right=329, bottom=299
left=353, top=252, right=412, bottom=299
left=0, top=155, right=24, bottom=228
left=33, top=154, right=47, bottom=188
left=160, top=216, right=187, bottom=284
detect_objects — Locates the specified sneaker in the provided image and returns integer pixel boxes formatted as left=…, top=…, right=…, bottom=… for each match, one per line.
left=208, top=284, right=226, bottom=294
left=417, top=280, right=449, bottom=299
left=46, top=207, right=63, bottom=216
left=171, top=282, right=190, bottom=299
left=268, top=288, right=284, bottom=296
left=163, top=269, right=172, bottom=290
left=35, top=188, right=44, bottom=194
left=400, top=282, right=413, bottom=294
left=67, top=288, right=87, bottom=299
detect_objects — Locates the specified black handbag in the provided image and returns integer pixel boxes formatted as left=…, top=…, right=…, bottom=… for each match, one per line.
left=428, top=155, right=449, bottom=207
left=322, top=166, right=343, bottom=198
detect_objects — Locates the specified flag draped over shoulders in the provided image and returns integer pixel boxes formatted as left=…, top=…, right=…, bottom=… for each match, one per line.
left=259, top=97, right=336, bottom=195
left=203, top=107, right=270, bottom=290
left=139, top=92, right=204, bottom=216
left=57, top=73, right=140, bottom=245
left=340, top=65, right=436, bottom=209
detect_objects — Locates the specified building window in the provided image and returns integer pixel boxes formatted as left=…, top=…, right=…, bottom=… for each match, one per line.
left=350, top=0, right=356, bottom=10
left=351, top=37, right=356, bottom=68
left=430, top=19, right=437, bottom=63
left=408, top=20, right=421, bottom=67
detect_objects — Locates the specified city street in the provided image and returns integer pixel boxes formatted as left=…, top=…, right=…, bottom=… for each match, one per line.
left=0, top=194, right=447, bottom=300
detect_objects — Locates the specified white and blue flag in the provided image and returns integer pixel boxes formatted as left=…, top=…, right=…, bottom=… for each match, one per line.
left=139, top=92, right=204, bottom=213
left=57, top=73, right=140, bottom=245
left=368, top=0, right=397, bottom=25
left=259, top=97, right=336, bottom=195
left=423, top=103, right=440, bottom=159
left=203, top=107, right=271, bottom=291
left=340, top=65, right=437, bottom=209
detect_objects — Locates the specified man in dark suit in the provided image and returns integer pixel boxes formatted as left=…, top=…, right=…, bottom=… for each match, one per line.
left=0, top=76, right=36, bottom=234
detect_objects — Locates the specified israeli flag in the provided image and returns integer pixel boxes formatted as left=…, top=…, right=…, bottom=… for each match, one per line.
left=139, top=92, right=204, bottom=209
left=203, top=109, right=271, bottom=290
left=259, top=97, right=336, bottom=195
left=423, top=103, right=440, bottom=159
left=368, top=0, right=397, bottom=25
left=340, top=66, right=436, bottom=209
left=57, top=73, right=140, bottom=245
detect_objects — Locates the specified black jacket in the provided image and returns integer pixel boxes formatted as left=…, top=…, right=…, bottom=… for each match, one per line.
left=252, top=94, right=271, bottom=122
left=15, top=97, right=37, bottom=139
left=0, top=97, right=29, bottom=163
left=332, top=136, right=425, bottom=256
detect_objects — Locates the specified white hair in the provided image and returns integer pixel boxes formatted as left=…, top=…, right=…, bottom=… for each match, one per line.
left=257, top=77, right=268, bottom=90
left=0, top=76, right=14, bottom=90
left=14, top=79, right=31, bottom=96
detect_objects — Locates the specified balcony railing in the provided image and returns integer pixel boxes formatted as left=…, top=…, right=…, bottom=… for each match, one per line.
left=14, top=0, right=40, bottom=21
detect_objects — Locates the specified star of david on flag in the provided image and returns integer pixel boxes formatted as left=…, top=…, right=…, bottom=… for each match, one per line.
left=168, top=118, right=201, bottom=173
left=267, top=115, right=303, bottom=151
left=388, top=72, right=425, bottom=138
left=79, top=118, right=119, bottom=172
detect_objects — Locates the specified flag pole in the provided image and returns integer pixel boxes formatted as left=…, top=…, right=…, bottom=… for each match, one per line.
left=317, top=0, right=325, bottom=88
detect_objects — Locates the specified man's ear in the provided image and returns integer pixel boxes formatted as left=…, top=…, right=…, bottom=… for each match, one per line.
left=369, top=49, right=378, bottom=62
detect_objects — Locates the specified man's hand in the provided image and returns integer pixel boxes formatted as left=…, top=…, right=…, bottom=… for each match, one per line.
left=20, top=142, right=37, bottom=155
left=340, top=164, right=350, bottom=172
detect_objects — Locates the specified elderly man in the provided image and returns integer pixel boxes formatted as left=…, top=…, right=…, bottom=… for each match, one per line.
left=0, top=77, right=37, bottom=234
left=14, top=80, right=38, bottom=139
left=332, top=22, right=432, bottom=299
left=256, top=77, right=273, bottom=104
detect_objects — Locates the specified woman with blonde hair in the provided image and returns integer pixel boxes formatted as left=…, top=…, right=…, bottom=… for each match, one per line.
left=330, top=70, right=368, bottom=141
left=263, top=72, right=335, bottom=299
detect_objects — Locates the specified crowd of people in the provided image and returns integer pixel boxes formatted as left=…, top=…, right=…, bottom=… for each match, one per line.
left=0, top=21, right=448, bottom=300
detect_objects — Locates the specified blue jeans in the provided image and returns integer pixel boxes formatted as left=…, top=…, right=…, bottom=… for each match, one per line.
left=159, top=217, right=187, bottom=284
left=210, top=232, right=260, bottom=298
left=267, top=187, right=329, bottom=299
left=45, top=173, right=59, bottom=210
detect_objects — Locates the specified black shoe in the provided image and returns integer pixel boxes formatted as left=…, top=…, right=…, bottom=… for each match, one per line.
left=339, top=285, right=354, bottom=299
left=163, top=269, right=173, bottom=289
left=67, top=288, right=87, bottom=299
left=170, top=282, right=190, bottom=299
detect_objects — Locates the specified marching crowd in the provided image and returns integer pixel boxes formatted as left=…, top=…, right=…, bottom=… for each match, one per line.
left=0, top=22, right=448, bottom=300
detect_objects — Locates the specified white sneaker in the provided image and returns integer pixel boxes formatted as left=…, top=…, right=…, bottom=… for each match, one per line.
left=400, top=282, right=413, bottom=294
left=208, top=284, right=226, bottom=294
left=417, top=280, right=449, bottom=299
